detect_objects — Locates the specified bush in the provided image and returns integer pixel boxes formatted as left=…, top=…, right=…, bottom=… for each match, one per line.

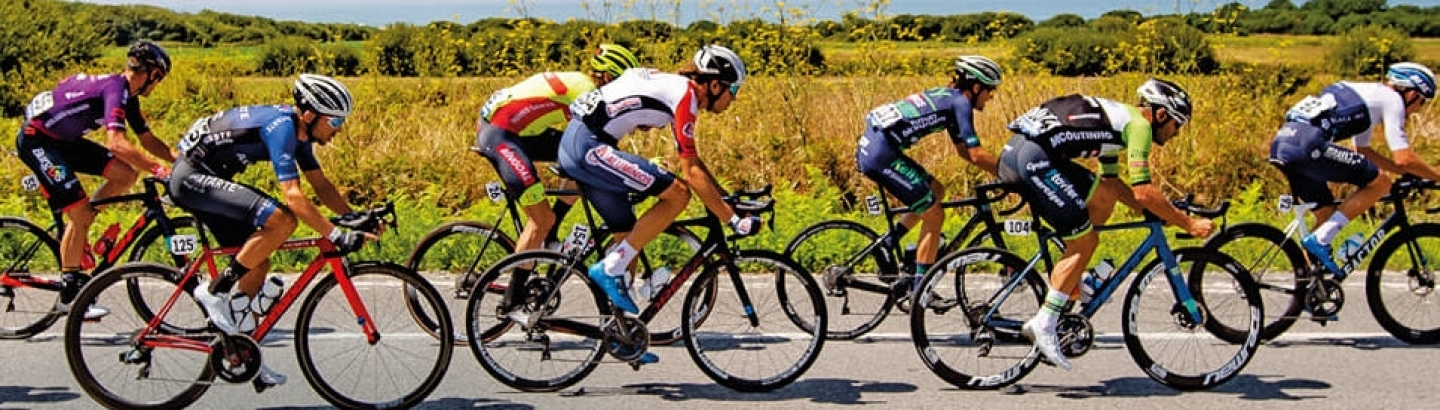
left=1015, top=20, right=1219, bottom=76
left=1014, top=27, right=1119, bottom=76
left=1329, top=25, right=1414, bottom=77
left=0, top=0, right=105, bottom=116
left=255, top=36, right=319, bottom=76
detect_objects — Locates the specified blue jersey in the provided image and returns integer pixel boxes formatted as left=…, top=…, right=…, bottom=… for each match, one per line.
left=864, top=87, right=980, bottom=149
left=176, top=105, right=320, bottom=182
left=1284, top=82, right=1372, bottom=141
left=26, top=73, right=150, bottom=141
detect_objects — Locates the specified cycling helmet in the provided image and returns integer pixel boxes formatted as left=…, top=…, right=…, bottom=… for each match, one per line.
left=954, top=55, right=1002, bottom=87
left=127, top=40, right=172, bottom=74
left=292, top=74, right=354, bottom=118
left=1387, top=62, right=1437, bottom=100
left=692, top=45, right=747, bottom=89
left=590, top=44, right=640, bottom=78
left=1137, top=78, right=1192, bottom=126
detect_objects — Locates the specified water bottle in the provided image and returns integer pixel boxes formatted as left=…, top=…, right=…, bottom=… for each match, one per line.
left=92, top=223, right=121, bottom=259
left=229, top=293, right=256, bottom=333
left=1080, top=259, right=1116, bottom=305
left=638, top=267, right=671, bottom=300
left=1338, top=233, right=1363, bottom=260
left=249, top=276, right=285, bottom=316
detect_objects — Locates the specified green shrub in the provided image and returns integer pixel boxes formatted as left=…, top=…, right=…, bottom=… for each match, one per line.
left=1014, top=27, right=1120, bottom=76
left=1329, top=25, right=1414, bottom=77
left=0, top=0, right=104, bottom=116
left=255, top=36, right=319, bottom=76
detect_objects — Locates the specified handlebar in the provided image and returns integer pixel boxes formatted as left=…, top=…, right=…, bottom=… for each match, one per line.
left=330, top=201, right=397, bottom=234
left=720, top=184, right=776, bottom=235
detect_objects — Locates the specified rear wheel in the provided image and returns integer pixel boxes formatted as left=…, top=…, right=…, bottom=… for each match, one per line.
left=784, top=220, right=895, bottom=339
left=911, top=247, right=1044, bottom=390
left=405, top=221, right=515, bottom=346
left=125, top=216, right=214, bottom=335
left=0, top=217, right=63, bottom=339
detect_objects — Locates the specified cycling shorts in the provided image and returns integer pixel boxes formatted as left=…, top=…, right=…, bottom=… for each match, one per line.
left=998, top=135, right=1098, bottom=239
left=856, top=130, right=937, bottom=213
left=557, top=120, right=675, bottom=232
left=168, top=160, right=284, bottom=247
left=474, top=121, right=563, bottom=205
left=1268, top=121, right=1380, bottom=205
left=15, top=126, right=115, bottom=212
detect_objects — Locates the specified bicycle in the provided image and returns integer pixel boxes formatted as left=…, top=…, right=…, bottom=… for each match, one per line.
left=406, top=173, right=702, bottom=345
left=64, top=202, right=454, bottom=409
left=910, top=197, right=1264, bottom=390
left=465, top=185, right=826, bottom=392
left=0, top=175, right=207, bottom=339
left=784, top=181, right=1064, bottom=339
left=1202, top=174, right=1440, bottom=343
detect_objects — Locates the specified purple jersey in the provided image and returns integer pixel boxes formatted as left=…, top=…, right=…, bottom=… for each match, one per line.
left=27, top=73, right=150, bottom=141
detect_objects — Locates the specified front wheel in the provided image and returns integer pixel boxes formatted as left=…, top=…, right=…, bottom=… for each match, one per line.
left=686, top=250, right=825, bottom=392
left=1366, top=224, right=1440, bottom=344
left=405, top=221, right=516, bottom=346
left=295, top=262, right=453, bottom=408
left=1201, top=222, right=1306, bottom=341
left=125, top=216, right=213, bottom=335
left=783, top=219, right=895, bottom=340
left=1123, top=248, right=1262, bottom=390
left=911, top=247, right=1045, bottom=390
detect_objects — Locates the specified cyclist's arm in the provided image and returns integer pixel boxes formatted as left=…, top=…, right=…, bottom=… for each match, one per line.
left=1388, top=148, right=1440, bottom=181
left=1130, top=182, right=1204, bottom=232
left=678, top=156, right=736, bottom=222
left=952, top=142, right=998, bottom=176
left=303, top=168, right=354, bottom=215
left=279, top=179, right=335, bottom=237
left=105, top=128, right=165, bottom=175
left=134, top=130, right=176, bottom=163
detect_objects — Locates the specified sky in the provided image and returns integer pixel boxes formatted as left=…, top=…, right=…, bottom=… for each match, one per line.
left=73, top=0, right=1440, bottom=26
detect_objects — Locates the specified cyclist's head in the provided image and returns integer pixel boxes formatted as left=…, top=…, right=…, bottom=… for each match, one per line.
left=952, top=55, right=1002, bottom=90
left=1137, top=78, right=1191, bottom=145
left=692, top=44, right=747, bottom=95
left=1387, top=62, right=1436, bottom=104
left=127, top=40, right=171, bottom=96
left=292, top=74, right=354, bottom=144
left=589, top=43, right=640, bottom=82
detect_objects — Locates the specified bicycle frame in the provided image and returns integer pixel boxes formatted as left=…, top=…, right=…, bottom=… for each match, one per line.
left=846, top=183, right=1048, bottom=277
left=1272, top=194, right=1421, bottom=282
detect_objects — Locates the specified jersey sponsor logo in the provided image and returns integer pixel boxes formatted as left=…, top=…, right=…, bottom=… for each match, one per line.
left=496, top=144, right=536, bottom=185
left=264, top=117, right=289, bottom=135
left=1024, top=159, right=1051, bottom=173
left=64, top=91, right=85, bottom=100
left=1047, top=130, right=1113, bottom=147
left=905, top=94, right=930, bottom=109
left=605, top=97, right=643, bottom=117
left=1321, top=146, right=1364, bottom=165
left=31, top=148, right=67, bottom=183
left=1067, top=113, right=1102, bottom=121
left=1030, top=175, right=1068, bottom=208
left=43, top=104, right=92, bottom=129
left=586, top=145, right=655, bottom=189
left=681, top=122, right=695, bottom=139
left=1129, top=160, right=1149, bottom=168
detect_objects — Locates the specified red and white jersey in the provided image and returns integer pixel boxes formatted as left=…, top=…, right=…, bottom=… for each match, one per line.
left=572, top=69, right=703, bottom=158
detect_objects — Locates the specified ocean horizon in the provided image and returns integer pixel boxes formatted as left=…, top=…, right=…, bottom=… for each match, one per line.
left=75, top=0, right=1440, bottom=27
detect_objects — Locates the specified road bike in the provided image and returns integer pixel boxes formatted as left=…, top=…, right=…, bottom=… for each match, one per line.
left=1202, top=175, right=1440, bottom=343
left=465, top=185, right=827, bottom=392
left=64, top=202, right=453, bottom=409
left=911, top=197, right=1263, bottom=390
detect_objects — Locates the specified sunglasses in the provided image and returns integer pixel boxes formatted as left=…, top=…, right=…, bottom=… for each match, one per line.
left=326, top=115, right=346, bottom=129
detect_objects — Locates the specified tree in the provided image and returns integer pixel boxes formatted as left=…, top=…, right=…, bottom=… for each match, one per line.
left=1039, top=13, right=1086, bottom=29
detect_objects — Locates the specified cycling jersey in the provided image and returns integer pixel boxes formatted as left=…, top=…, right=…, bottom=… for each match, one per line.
left=25, top=73, right=150, bottom=141
left=865, top=87, right=982, bottom=149
left=1007, top=94, right=1155, bottom=185
left=1283, top=82, right=1410, bottom=150
left=571, top=69, right=701, bottom=158
left=175, top=105, right=320, bottom=182
left=480, top=72, right=596, bottom=137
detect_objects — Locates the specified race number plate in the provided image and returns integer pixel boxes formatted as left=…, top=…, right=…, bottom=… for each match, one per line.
left=20, top=175, right=40, bottom=192
left=1003, top=219, right=1032, bottom=236
left=485, top=182, right=505, bottom=203
left=1277, top=195, right=1294, bottom=212
left=561, top=225, right=592, bottom=256
left=169, top=235, right=198, bottom=256
left=865, top=195, right=882, bottom=215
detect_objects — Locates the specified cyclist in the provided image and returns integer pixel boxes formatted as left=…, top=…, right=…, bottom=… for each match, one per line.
left=1268, top=62, right=1437, bottom=275
left=15, top=40, right=175, bottom=320
left=852, top=55, right=1002, bottom=297
left=476, top=44, right=639, bottom=307
left=558, top=44, right=759, bottom=364
left=175, top=74, right=361, bottom=392
left=999, top=79, right=1213, bottom=370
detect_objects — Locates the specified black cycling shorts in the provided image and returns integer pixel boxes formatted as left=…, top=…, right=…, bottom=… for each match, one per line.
left=474, top=121, right=564, bottom=203
left=168, top=160, right=284, bottom=247
left=15, top=126, right=115, bottom=212
left=998, top=135, right=1097, bottom=239
left=1268, top=121, right=1380, bottom=205
left=855, top=129, right=937, bottom=213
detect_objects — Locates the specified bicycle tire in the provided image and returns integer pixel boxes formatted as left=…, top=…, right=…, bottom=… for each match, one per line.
left=685, top=250, right=826, bottom=392
left=783, top=219, right=895, bottom=339
left=65, top=262, right=213, bottom=409
left=466, top=250, right=606, bottom=392
left=1201, top=222, right=1306, bottom=341
left=295, top=262, right=453, bottom=408
left=0, top=216, right=63, bottom=339
left=911, top=247, right=1044, bottom=390
left=1366, top=223, right=1440, bottom=344
left=1123, top=248, right=1262, bottom=390
left=125, top=216, right=214, bottom=335
left=405, top=221, right=515, bottom=346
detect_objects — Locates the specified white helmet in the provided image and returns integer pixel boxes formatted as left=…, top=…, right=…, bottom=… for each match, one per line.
left=692, top=45, right=747, bottom=90
left=292, top=74, right=354, bottom=117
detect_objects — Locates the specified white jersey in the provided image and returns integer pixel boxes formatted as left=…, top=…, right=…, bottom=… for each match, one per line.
left=572, top=69, right=704, bottom=157
left=1341, top=81, right=1411, bottom=150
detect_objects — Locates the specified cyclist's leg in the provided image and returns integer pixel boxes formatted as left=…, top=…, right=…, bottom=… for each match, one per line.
left=17, top=134, right=113, bottom=314
left=477, top=124, right=553, bottom=252
left=1308, top=143, right=1388, bottom=244
left=857, top=131, right=924, bottom=244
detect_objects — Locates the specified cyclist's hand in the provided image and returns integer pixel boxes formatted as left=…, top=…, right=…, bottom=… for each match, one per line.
left=728, top=214, right=763, bottom=237
left=327, top=227, right=366, bottom=254
left=1186, top=217, right=1215, bottom=238
left=149, top=164, right=171, bottom=180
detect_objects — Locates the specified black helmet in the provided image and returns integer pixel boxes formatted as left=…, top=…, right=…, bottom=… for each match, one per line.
left=128, top=40, right=172, bottom=75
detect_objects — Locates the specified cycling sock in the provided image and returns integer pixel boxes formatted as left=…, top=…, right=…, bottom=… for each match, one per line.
left=913, top=264, right=931, bottom=293
left=208, top=260, right=251, bottom=295
left=1312, top=213, right=1349, bottom=245
left=1041, top=289, right=1069, bottom=317
left=600, top=241, right=638, bottom=278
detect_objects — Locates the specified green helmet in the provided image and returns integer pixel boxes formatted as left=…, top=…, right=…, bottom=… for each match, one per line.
left=590, top=44, right=640, bottom=78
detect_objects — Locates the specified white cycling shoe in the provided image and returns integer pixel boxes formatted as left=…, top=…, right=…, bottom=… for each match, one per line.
left=1022, top=315, right=1073, bottom=371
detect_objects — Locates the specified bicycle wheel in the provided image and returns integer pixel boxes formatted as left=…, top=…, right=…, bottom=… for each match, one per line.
left=783, top=220, right=895, bottom=339
left=1367, top=223, right=1440, bottom=344
left=65, top=262, right=213, bottom=409
left=911, top=247, right=1044, bottom=390
left=1124, top=248, right=1262, bottom=390
left=126, top=216, right=213, bottom=335
left=0, top=217, right=63, bottom=339
left=634, top=226, right=706, bottom=345
left=685, top=250, right=825, bottom=392
left=466, top=250, right=605, bottom=392
left=1201, top=222, right=1306, bottom=341
left=405, top=221, right=515, bottom=346
left=295, top=262, right=453, bottom=408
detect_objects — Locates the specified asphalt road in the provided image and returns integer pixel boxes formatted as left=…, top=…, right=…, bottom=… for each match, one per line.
left=3, top=274, right=1436, bottom=409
